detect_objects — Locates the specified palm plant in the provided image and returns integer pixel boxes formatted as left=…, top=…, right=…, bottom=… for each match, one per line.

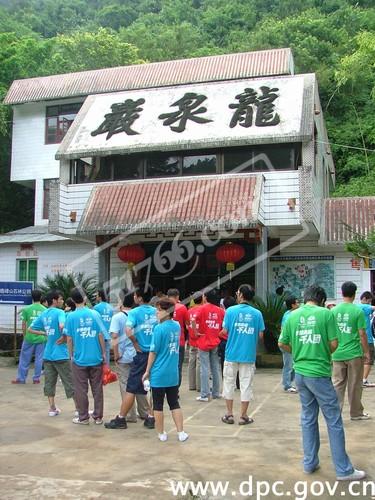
left=38, top=272, right=98, bottom=306
left=251, top=293, right=286, bottom=353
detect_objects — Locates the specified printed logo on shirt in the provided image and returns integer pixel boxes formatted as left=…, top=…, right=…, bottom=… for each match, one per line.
left=78, top=327, right=97, bottom=339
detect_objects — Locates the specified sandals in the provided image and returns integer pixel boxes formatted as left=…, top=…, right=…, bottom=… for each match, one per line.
left=238, top=416, right=254, bottom=425
left=221, top=414, right=235, bottom=424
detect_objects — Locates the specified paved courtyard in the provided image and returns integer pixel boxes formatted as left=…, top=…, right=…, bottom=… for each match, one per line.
left=0, top=360, right=374, bottom=500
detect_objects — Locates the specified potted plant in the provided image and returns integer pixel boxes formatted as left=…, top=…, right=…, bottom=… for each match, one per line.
left=251, top=292, right=286, bottom=353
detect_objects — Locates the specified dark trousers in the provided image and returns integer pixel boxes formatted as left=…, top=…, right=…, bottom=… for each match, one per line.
left=72, top=362, right=103, bottom=421
left=178, top=345, right=185, bottom=387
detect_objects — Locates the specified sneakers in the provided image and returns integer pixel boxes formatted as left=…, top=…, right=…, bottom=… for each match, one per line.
left=144, top=416, right=155, bottom=429
left=285, top=387, right=298, bottom=394
left=48, top=407, right=61, bottom=417
left=104, top=416, right=127, bottom=429
left=11, top=379, right=25, bottom=384
left=196, top=396, right=209, bottom=402
left=158, top=432, right=168, bottom=442
left=304, top=464, right=320, bottom=474
left=93, top=418, right=103, bottom=425
left=362, top=380, right=375, bottom=388
left=351, top=413, right=371, bottom=421
left=72, top=417, right=89, bottom=425
left=178, top=431, right=189, bottom=442
left=337, top=469, right=366, bottom=481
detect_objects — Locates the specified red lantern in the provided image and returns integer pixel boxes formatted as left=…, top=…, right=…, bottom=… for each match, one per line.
left=117, top=244, right=145, bottom=268
left=216, top=242, right=245, bottom=269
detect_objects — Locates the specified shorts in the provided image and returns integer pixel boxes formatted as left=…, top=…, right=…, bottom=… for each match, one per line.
left=365, top=343, right=374, bottom=365
left=126, top=351, right=149, bottom=395
left=44, top=360, right=74, bottom=398
left=222, top=361, right=255, bottom=402
left=152, top=386, right=180, bottom=411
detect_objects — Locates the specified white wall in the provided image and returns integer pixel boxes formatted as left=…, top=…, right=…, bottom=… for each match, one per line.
left=0, top=239, right=98, bottom=332
left=262, top=171, right=300, bottom=226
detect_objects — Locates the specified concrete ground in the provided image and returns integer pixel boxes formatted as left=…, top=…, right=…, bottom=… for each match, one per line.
left=0, top=360, right=374, bottom=500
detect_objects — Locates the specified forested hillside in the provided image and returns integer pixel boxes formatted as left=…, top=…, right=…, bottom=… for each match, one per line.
left=0, top=0, right=374, bottom=231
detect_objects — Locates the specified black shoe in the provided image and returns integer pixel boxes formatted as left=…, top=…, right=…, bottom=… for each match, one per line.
left=143, top=416, right=155, bottom=429
left=104, top=415, right=127, bottom=429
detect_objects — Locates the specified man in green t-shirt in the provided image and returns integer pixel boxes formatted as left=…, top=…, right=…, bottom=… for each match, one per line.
left=279, top=285, right=365, bottom=481
left=11, top=289, right=46, bottom=384
left=332, top=281, right=370, bottom=420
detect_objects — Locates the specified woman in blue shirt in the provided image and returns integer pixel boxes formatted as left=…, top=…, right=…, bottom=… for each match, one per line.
left=142, top=297, right=189, bottom=442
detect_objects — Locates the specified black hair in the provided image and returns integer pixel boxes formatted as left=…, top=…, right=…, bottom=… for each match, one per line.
left=167, top=288, right=180, bottom=298
left=204, top=288, right=221, bottom=306
left=341, top=281, right=357, bottom=298
left=304, top=285, right=327, bottom=306
left=45, top=290, right=63, bottom=307
left=285, top=295, right=298, bottom=310
left=134, top=283, right=153, bottom=303
left=360, top=291, right=373, bottom=301
left=223, top=296, right=236, bottom=309
left=238, top=284, right=255, bottom=301
left=31, top=289, right=42, bottom=302
left=156, top=297, right=175, bottom=318
left=97, top=289, right=108, bottom=302
left=71, top=287, right=85, bottom=305
left=65, top=297, right=76, bottom=311
left=192, top=291, right=203, bottom=305
left=119, top=288, right=135, bottom=308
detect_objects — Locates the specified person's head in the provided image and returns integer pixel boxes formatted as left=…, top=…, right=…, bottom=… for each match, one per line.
left=96, top=289, right=107, bottom=303
left=31, top=289, right=42, bottom=303
left=167, top=288, right=180, bottom=304
left=65, top=297, right=76, bottom=312
left=71, top=287, right=85, bottom=305
left=156, top=296, right=175, bottom=322
left=45, top=290, right=64, bottom=308
left=192, top=291, right=203, bottom=306
left=341, top=281, right=357, bottom=299
left=285, top=295, right=298, bottom=311
left=119, top=288, right=134, bottom=309
left=41, top=295, right=48, bottom=307
left=203, top=288, right=221, bottom=306
left=134, top=283, right=153, bottom=305
left=236, top=284, right=255, bottom=303
left=360, top=291, right=373, bottom=304
left=223, top=296, right=236, bottom=309
left=304, top=285, right=327, bottom=307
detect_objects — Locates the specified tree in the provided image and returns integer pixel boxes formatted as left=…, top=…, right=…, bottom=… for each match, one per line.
left=38, top=272, right=98, bottom=305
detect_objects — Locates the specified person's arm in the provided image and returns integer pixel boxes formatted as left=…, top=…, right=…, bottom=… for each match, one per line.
left=329, top=339, right=338, bottom=353
left=278, top=341, right=291, bottom=352
left=359, top=328, right=370, bottom=362
left=55, top=322, right=67, bottom=345
left=111, top=332, right=120, bottom=362
left=126, top=326, right=141, bottom=352
left=142, top=351, right=156, bottom=383
left=21, top=320, right=27, bottom=337
left=219, top=327, right=228, bottom=339
left=67, top=336, right=73, bottom=359
left=98, top=332, right=106, bottom=364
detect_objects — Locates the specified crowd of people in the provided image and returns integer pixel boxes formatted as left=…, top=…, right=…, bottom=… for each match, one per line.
left=10, top=280, right=374, bottom=480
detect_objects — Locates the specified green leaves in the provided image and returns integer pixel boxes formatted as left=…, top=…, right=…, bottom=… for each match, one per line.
left=38, top=272, right=98, bottom=306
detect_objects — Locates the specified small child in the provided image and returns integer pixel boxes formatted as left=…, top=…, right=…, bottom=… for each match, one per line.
left=142, top=297, right=189, bottom=442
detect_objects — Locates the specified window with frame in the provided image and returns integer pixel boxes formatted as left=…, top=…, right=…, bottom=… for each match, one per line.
left=45, top=103, right=82, bottom=144
left=17, top=259, right=37, bottom=287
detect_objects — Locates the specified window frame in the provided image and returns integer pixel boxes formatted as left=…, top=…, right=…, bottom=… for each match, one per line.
left=45, top=103, right=82, bottom=145
left=16, top=259, right=38, bottom=287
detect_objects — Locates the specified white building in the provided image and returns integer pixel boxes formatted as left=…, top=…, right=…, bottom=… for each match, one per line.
left=2, top=48, right=374, bottom=332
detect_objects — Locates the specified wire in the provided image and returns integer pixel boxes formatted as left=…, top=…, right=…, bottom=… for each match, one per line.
left=316, top=140, right=375, bottom=153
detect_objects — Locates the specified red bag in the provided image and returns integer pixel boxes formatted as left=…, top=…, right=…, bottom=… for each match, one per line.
left=102, top=365, right=118, bottom=385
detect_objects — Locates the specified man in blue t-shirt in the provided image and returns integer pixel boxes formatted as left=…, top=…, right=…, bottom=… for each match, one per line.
left=105, top=284, right=157, bottom=430
left=221, top=284, right=264, bottom=426
left=280, top=296, right=299, bottom=393
left=359, top=291, right=375, bottom=387
left=29, top=290, right=74, bottom=417
left=93, top=289, right=114, bottom=364
left=65, top=287, right=106, bottom=425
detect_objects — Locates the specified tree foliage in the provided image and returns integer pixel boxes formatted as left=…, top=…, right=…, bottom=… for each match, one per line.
left=0, top=0, right=375, bottom=231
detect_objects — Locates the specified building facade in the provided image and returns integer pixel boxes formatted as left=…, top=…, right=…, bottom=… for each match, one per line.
left=3, top=48, right=373, bottom=327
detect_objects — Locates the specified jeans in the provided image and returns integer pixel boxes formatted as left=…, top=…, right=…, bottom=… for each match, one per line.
left=281, top=349, right=295, bottom=390
left=295, top=373, right=353, bottom=477
left=199, top=347, right=221, bottom=398
left=17, top=340, right=45, bottom=382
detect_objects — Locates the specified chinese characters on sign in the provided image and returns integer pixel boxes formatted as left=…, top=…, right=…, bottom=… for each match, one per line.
left=91, top=87, right=280, bottom=139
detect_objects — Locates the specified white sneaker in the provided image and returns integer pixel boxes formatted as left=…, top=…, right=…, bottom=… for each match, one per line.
left=196, top=396, right=209, bottom=402
left=74, top=410, right=79, bottom=418
left=337, top=469, right=366, bottom=481
left=351, top=413, right=371, bottom=421
left=72, top=417, right=89, bottom=425
left=48, top=407, right=61, bottom=417
left=94, top=418, right=103, bottom=425
left=158, top=432, right=168, bottom=442
left=285, top=387, right=298, bottom=394
left=178, top=431, right=189, bottom=442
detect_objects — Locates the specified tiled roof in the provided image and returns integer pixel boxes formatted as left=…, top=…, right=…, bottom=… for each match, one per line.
left=4, top=48, right=294, bottom=105
left=324, top=197, right=375, bottom=243
left=0, top=225, right=68, bottom=244
left=78, top=174, right=263, bottom=234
